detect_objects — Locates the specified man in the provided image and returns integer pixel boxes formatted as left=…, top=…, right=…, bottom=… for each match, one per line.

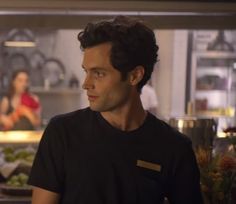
left=28, top=16, right=203, bottom=204
left=140, top=83, right=158, bottom=116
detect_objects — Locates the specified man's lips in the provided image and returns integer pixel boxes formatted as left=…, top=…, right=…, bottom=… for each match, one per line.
left=87, top=95, right=98, bottom=101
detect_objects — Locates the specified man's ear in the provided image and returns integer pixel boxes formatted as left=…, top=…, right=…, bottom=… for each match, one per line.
left=129, top=66, right=145, bottom=86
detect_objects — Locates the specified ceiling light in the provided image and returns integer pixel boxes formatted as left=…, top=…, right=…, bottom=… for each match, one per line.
left=3, top=29, right=36, bottom=48
left=4, top=41, right=36, bottom=47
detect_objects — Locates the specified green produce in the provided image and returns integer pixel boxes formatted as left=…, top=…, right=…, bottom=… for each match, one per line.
left=2, top=147, right=35, bottom=163
left=4, top=154, right=16, bottom=162
left=3, top=147, right=14, bottom=155
left=6, top=173, right=29, bottom=187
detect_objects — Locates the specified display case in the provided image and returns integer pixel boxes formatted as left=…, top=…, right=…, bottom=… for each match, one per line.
left=190, top=51, right=236, bottom=135
left=0, top=130, right=42, bottom=204
left=0, top=130, right=42, bottom=144
left=191, top=51, right=236, bottom=116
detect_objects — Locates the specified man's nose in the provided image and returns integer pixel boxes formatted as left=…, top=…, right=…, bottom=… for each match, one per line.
left=82, top=75, right=94, bottom=90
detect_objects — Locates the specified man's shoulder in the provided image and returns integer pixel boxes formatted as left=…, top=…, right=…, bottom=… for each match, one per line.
left=49, top=107, right=95, bottom=126
left=149, top=114, right=192, bottom=147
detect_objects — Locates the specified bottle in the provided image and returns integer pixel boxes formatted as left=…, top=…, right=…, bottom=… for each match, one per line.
left=2, top=73, right=8, bottom=89
left=44, top=78, right=50, bottom=91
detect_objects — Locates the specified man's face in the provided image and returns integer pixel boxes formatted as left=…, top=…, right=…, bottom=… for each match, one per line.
left=82, top=43, right=132, bottom=112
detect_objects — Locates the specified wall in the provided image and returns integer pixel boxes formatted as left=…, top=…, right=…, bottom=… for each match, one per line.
left=152, top=30, right=173, bottom=119
left=171, top=30, right=188, bottom=117
left=152, top=30, right=188, bottom=120
left=50, top=29, right=89, bottom=108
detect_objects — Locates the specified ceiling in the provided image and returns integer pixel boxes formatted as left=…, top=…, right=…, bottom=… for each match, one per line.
left=0, top=0, right=235, bottom=29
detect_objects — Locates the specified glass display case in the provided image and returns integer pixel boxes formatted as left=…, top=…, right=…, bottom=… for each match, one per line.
left=0, top=130, right=42, bottom=204
left=190, top=51, right=236, bottom=134
left=0, top=131, right=42, bottom=144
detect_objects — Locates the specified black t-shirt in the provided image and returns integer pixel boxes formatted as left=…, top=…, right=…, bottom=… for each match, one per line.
left=28, top=108, right=203, bottom=204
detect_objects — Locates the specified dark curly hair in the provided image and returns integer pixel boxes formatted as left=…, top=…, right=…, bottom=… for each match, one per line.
left=78, top=16, right=159, bottom=92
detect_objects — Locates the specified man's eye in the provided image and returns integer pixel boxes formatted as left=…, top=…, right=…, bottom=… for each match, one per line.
left=82, top=69, right=88, bottom=74
left=94, top=71, right=105, bottom=78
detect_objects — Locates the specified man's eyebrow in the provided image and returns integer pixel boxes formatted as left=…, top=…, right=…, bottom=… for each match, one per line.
left=82, top=66, right=108, bottom=71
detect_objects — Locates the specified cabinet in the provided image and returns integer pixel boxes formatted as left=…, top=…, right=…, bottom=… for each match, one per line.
left=191, top=51, right=236, bottom=117
left=190, top=51, right=236, bottom=135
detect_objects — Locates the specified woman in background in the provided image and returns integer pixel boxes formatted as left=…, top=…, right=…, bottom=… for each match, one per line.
left=0, top=69, right=41, bottom=130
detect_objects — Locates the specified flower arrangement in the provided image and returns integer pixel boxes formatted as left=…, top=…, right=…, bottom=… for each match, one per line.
left=195, top=147, right=236, bottom=204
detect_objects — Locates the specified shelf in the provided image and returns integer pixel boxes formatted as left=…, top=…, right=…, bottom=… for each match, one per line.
left=0, top=87, right=81, bottom=95
left=0, top=192, right=30, bottom=204
left=196, top=107, right=235, bottom=118
left=196, top=112, right=232, bottom=118
left=197, top=66, right=230, bottom=69
left=31, top=87, right=81, bottom=94
left=194, top=51, right=236, bottom=58
left=196, top=89, right=227, bottom=92
left=0, top=130, right=43, bottom=144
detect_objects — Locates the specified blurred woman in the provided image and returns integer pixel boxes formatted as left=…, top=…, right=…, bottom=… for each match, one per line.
left=0, top=69, right=41, bottom=130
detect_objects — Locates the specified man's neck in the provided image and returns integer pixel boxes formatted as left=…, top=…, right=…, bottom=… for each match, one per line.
left=100, top=96, right=147, bottom=131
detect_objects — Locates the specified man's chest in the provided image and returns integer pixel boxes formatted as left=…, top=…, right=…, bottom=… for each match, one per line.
left=64, top=139, right=169, bottom=196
